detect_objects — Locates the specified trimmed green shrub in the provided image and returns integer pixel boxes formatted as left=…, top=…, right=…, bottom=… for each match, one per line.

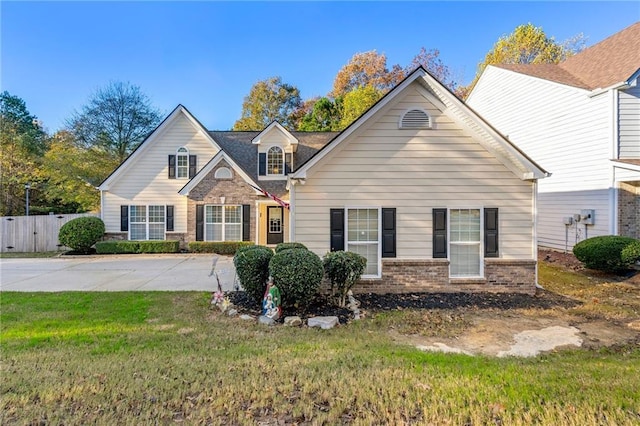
left=621, top=240, right=640, bottom=265
left=95, top=240, right=140, bottom=254
left=573, top=235, right=639, bottom=272
left=58, top=216, right=105, bottom=253
left=234, top=245, right=274, bottom=304
left=189, top=241, right=254, bottom=255
left=275, top=242, right=308, bottom=253
left=323, top=250, right=367, bottom=307
left=269, top=248, right=323, bottom=309
left=138, top=240, right=179, bottom=253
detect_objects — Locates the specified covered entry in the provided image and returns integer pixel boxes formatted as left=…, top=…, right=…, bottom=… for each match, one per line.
left=257, top=202, right=289, bottom=246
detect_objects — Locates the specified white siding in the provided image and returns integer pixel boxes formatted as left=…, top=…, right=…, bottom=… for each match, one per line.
left=295, top=82, right=535, bottom=261
left=619, top=84, right=640, bottom=158
left=468, top=67, right=614, bottom=250
left=102, top=113, right=219, bottom=234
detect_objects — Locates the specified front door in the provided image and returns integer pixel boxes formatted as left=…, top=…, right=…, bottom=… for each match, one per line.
left=267, top=206, right=284, bottom=245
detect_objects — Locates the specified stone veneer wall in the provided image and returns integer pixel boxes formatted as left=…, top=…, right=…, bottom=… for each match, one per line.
left=349, top=258, right=536, bottom=295
left=618, top=181, right=640, bottom=240
left=186, top=160, right=262, bottom=243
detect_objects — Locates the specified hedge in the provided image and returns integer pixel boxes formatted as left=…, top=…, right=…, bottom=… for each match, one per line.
left=58, top=216, right=105, bottom=253
left=573, top=235, right=639, bottom=272
left=95, top=240, right=179, bottom=254
left=189, top=241, right=254, bottom=255
left=269, top=248, right=323, bottom=309
left=233, top=245, right=274, bottom=304
left=274, top=242, right=308, bottom=253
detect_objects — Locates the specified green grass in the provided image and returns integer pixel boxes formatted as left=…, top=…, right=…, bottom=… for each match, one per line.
left=0, top=251, right=60, bottom=258
left=1, top=291, right=639, bottom=425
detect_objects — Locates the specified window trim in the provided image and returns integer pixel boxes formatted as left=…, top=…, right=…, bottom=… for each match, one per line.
left=448, top=207, right=484, bottom=278
left=266, top=145, right=284, bottom=176
left=129, top=204, right=166, bottom=241
left=345, top=206, right=382, bottom=279
left=176, top=147, right=189, bottom=179
left=204, top=204, right=243, bottom=242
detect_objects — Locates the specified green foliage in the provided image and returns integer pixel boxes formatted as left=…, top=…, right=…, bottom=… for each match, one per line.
left=67, top=81, right=162, bottom=162
left=269, top=248, right=323, bottom=309
left=188, top=241, right=254, bottom=255
left=95, top=240, right=140, bottom=254
left=58, top=216, right=105, bottom=253
left=234, top=245, right=274, bottom=304
left=323, top=250, right=367, bottom=307
left=297, top=97, right=342, bottom=131
left=233, top=76, right=302, bottom=131
left=95, top=240, right=179, bottom=254
left=274, top=242, right=308, bottom=253
left=621, top=240, right=640, bottom=265
left=339, top=85, right=384, bottom=129
left=573, top=236, right=639, bottom=272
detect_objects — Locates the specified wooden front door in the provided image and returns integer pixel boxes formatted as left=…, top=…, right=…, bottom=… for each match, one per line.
left=267, top=206, right=283, bottom=245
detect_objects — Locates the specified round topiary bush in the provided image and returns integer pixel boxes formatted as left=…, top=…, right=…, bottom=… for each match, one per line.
left=573, top=235, right=638, bottom=272
left=58, top=216, right=105, bottom=254
left=233, top=245, right=273, bottom=304
left=269, top=248, right=323, bottom=309
left=274, top=242, right=308, bottom=253
left=621, top=240, right=640, bottom=266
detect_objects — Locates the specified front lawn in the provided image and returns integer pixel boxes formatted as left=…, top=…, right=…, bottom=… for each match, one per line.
left=1, top=291, right=639, bottom=425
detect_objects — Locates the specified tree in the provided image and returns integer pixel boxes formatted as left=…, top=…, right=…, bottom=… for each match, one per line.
left=298, top=97, right=342, bottom=131
left=331, top=50, right=404, bottom=98
left=0, top=92, right=48, bottom=216
left=461, top=23, right=586, bottom=98
left=233, top=77, right=302, bottom=131
left=339, top=85, right=384, bottom=129
left=67, top=82, right=162, bottom=162
left=41, top=131, right=117, bottom=212
left=407, top=47, right=460, bottom=92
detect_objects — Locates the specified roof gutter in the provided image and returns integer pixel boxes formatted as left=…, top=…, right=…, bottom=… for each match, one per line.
left=589, top=81, right=630, bottom=98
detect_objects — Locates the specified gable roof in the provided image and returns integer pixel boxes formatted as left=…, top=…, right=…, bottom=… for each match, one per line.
left=99, top=105, right=222, bottom=190
left=251, top=121, right=299, bottom=147
left=495, top=21, right=640, bottom=90
left=292, top=66, right=548, bottom=181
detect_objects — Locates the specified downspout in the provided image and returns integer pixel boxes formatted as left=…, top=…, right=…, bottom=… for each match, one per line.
left=610, top=88, right=620, bottom=235
left=289, top=179, right=296, bottom=242
left=533, top=180, right=542, bottom=289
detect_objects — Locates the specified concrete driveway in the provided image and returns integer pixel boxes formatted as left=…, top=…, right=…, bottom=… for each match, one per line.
left=0, top=254, right=239, bottom=292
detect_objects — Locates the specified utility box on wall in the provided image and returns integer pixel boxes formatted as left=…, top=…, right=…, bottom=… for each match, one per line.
left=580, top=209, right=595, bottom=225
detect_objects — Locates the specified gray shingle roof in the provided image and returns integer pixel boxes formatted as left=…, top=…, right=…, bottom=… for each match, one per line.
left=208, top=130, right=337, bottom=197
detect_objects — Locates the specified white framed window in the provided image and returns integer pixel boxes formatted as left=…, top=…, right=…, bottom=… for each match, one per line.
left=177, top=147, right=189, bottom=178
left=449, top=208, right=482, bottom=277
left=347, top=208, right=380, bottom=278
left=205, top=205, right=242, bottom=241
left=267, top=146, right=284, bottom=175
left=130, top=205, right=165, bottom=240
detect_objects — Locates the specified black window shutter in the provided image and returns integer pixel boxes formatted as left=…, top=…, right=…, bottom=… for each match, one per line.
left=433, top=208, right=447, bottom=258
left=484, top=208, right=499, bottom=258
left=285, top=153, right=292, bottom=175
left=330, top=209, right=345, bottom=252
left=166, top=205, right=174, bottom=232
left=242, top=205, right=251, bottom=241
left=168, top=155, right=176, bottom=179
left=120, top=205, right=129, bottom=232
left=189, top=155, right=197, bottom=178
left=196, top=205, right=204, bottom=241
left=258, top=153, right=266, bottom=176
left=381, top=208, right=396, bottom=258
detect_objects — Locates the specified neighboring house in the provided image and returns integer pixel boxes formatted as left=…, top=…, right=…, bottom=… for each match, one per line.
left=99, top=66, right=548, bottom=294
left=467, top=22, right=640, bottom=251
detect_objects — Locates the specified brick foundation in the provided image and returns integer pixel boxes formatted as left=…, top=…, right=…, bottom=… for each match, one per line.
left=349, top=258, right=536, bottom=295
left=618, top=181, right=640, bottom=240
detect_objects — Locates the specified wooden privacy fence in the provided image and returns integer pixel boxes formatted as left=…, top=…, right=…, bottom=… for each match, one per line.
left=0, top=213, right=99, bottom=253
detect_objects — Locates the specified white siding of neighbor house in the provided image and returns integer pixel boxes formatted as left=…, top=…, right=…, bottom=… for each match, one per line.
left=618, top=83, right=640, bottom=158
left=294, top=81, right=535, bottom=261
left=467, top=66, right=613, bottom=250
left=102, top=112, right=220, bottom=235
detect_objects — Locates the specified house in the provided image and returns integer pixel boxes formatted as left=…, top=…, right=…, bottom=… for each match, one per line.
left=99, top=66, right=548, bottom=294
left=467, top=22, right=640, bottom=251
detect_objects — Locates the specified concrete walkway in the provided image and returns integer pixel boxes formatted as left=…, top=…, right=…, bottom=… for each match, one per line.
left=0, top=254, right=239, bottom=292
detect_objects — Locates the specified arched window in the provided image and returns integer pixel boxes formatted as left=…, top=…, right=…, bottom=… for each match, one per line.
left=176, top=147, right=189, bottom=178
left=267, top=146, right=283, bottom=175
left=214, top=167, right=233, bottom=179
left=399, top=109, right=431, bottom=129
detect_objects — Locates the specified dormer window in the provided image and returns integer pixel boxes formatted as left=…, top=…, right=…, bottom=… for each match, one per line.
left=399, top=109, right=431, bottom=129
left=267, top=146, right=284, bottom=175
left=177, top=147, right=189, bottom=178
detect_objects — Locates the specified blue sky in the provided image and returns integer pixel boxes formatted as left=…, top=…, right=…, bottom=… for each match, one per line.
left=2, top=2, right=638, bottom=132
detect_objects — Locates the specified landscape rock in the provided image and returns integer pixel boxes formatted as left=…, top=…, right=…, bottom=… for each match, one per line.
left=308, top=316, right=339, bottom=330
left=258, top=315, right=276, bottom=326
left=239, top=314, right=254, bottom=321
left=284, top=316, right=302, bottom=326
left=227, top=308, right=238, bottom=317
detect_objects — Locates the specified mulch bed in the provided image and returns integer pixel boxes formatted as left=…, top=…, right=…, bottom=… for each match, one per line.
left=227, top=288, right=580, bottom=325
